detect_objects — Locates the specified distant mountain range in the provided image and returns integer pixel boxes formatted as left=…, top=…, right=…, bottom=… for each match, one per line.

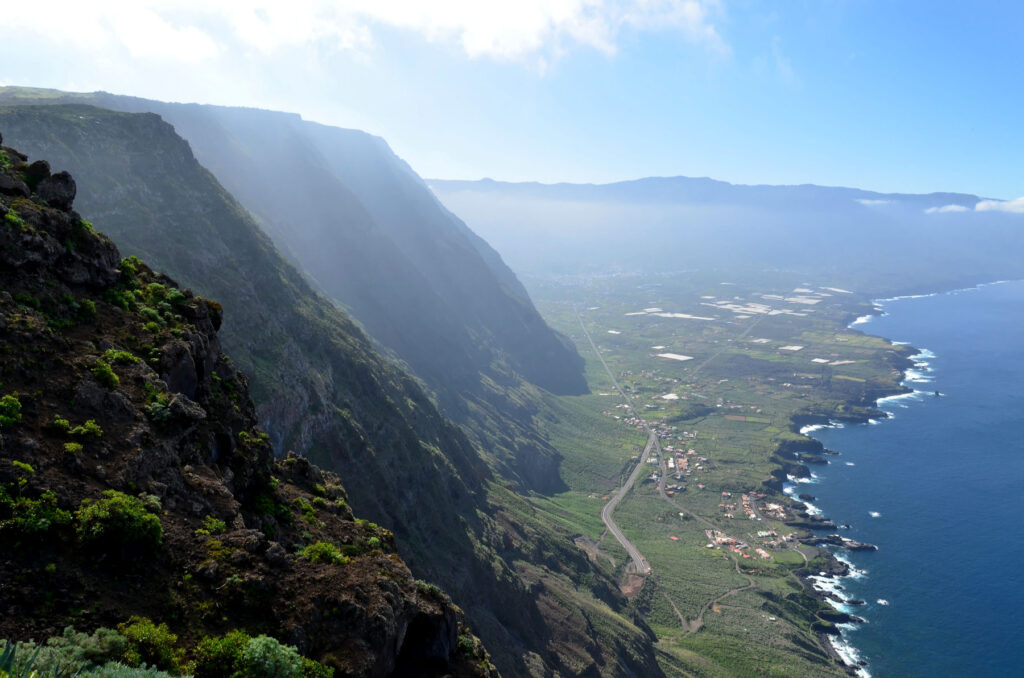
left=430, top=177, right=1023, bottom=295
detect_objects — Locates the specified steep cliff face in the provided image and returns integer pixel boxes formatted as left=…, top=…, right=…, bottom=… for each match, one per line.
left=0, top=89, right=586, bottom=496
left=99, top=98, right=586, bottom=397
left=0, top=106, right=664, bottom=678
left=0, top=137, right=494, bottom=677
left=299, top=120, right=586, bottom=397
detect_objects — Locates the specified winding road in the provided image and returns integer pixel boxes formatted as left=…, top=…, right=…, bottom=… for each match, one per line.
left=576, top=307, right=652, bottom=575
left=599, top=431, right=655, bottom=574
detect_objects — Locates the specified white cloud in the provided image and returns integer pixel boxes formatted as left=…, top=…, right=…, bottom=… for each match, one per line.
left=924, top=204, right=969, bottom=214
left=620, top=0, right=729, bottom=55
left=2, top=1, right=727, bottom=65
left=5, top=2, right=219, bottom=62
left=111, top=8, right=220, bottom=62
left=856, top=199, right=890, bottom=206
left=975, top=197, right=1024, bottom=214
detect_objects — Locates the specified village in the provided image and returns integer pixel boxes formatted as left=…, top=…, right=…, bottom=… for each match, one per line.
left=634, top=423, right=802, bottom=563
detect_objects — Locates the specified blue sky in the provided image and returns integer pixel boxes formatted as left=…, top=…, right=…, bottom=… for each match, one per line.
left=1, top=1, right=1022, bottom=198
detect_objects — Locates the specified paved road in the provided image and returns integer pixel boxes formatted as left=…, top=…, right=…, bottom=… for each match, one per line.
left=576, top=307, right=652, bottom=575
left=599, top=431, right=655, bottom=574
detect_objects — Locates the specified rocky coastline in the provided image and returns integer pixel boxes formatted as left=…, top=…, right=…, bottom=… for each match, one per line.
left=763, top=321, right=920, bottom=675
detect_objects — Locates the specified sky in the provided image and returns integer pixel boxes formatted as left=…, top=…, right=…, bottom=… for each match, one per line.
left=1, top=1, right=1022, bottom=199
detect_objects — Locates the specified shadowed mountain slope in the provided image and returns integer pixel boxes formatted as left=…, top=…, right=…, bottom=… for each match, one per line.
left=0, top=88, right=587, bottom=495
left=0, top=135, right=495, bottom=677
left=0, top=104, right=662, bottom=678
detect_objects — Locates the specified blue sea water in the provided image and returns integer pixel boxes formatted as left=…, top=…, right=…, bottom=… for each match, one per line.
left=802, top=280, right=1024, bottom=677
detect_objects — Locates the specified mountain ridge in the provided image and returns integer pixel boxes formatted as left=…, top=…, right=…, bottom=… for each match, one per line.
left=0, top=134, right=495, bottom=677
left=0, top=102, right=664, bottom=678
left=427, top=174, right=1024, bottom=296
left=429, top=175, right=984, bottom=207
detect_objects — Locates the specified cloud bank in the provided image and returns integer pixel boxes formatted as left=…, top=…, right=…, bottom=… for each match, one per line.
left=924, top=198, right=1024, bottom=215
left=924, top=204, right=969, bottom=214
left=975, top=197, right=1024, bottom=214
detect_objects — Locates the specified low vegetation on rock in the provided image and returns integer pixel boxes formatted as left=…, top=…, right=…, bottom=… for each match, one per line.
left=0, top=135, right=496, bottom=678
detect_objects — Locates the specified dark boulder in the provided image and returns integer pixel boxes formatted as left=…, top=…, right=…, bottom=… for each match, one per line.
left=24, top=160, right=51, bottom=189
left=37, top=170, right=76, bottom=210
left=0, top=172, right=30, bottom=198
left=160, top=340, right=199, bottom=399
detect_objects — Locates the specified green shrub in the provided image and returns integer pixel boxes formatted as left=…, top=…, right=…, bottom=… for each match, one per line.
left=13, top=292, right=40, bottom=309
left=192, top=630, right=250, bottom=678
left=165, top=290, right=187, bottom=306
left=12, top=625, right=127, bottom=674
left=0, top=626, right=184, bottom=677
left=82, top=663, right=180, bottom=677
left=415, top=580, right=444, bottom=599
left=140, top=307, right=162, bottom=325
left=193, top=632, right=330, bottom=678
left=119, top=256, right=142, bottom=278
left=4, top=210, right=25, bottom=230
left=292, top=498, right=319, bottom=526
left=0, top=487, right=72, bottom=540
left=139, top=494, right=162, bottom=513
left=69, top=419, right=103, bottom=439
left=79, top=298, right=97, bottom=321
left=301, top=657, right=334, bottom=678
left=106, top=289, right=134, bottom=311
left=76, top=491, right=162, bottom=554
left=456, top=634, right=476, bottom=656
left=0, top=394, right=22, bottom=428
left=195, top=514, right=226, bottom=536
left=204, top=538, right=231, bottom=562
left=238, top=636, right=302, bottom=678
left=103, top=349, right=140, bottom=365
left=144, top=395, right=172, bottom=425
left=143, top=322, right=160, bottom=334
left=92, top=360, right=119, bottom=389
left=11, top=460, right=34, bottom=475
left=117, top=617, right=182, bottom=672
left=52, top=415, right=72, bottom=432
left=64, top=442, right=83, bottom=455
left=299, top=542, right=349, bottom=566
left=253, top=492, right=292, bottom=526
left=4, top=629, right=327, bottom=678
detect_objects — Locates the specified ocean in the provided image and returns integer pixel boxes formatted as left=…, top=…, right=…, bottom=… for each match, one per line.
left=797, top=280, right=1024, bottom=677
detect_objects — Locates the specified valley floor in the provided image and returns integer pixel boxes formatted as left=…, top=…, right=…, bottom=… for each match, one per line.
left=526, top=270, right=909, bottom=677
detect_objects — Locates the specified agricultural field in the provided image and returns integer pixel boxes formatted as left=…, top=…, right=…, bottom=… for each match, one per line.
left=525, top=270, right=911, bottom=676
